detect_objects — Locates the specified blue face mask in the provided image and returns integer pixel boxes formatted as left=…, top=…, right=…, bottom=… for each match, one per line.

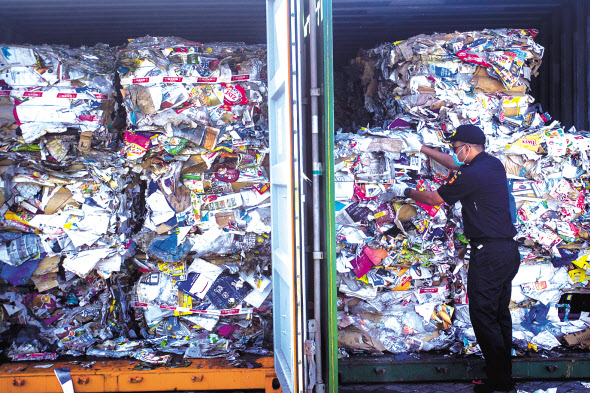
left=452, top=152, right=465, bottom=166
left=452, top=144, right=468, bottom=166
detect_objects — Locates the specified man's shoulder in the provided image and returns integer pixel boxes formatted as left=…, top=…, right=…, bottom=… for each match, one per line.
left=469, top=152, right=509, bottom=189
left=472, top=152, right=504, bottom=170
left=444, top=166, right=477, bottom=186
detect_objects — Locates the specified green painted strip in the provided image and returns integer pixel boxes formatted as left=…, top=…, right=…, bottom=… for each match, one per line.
left=338, top=354, right=590, bottom=383
left=321, top=1, right=338, bottom=392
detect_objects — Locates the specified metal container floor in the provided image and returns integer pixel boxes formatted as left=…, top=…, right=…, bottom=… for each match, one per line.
left=339, top=380, right=590, bottom=392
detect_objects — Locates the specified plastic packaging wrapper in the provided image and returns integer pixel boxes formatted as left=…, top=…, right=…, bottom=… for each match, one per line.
left=0, top=43, right=118, bottom=147
left=0, top=149, right=138, bottom=361
left=117, top=36, right=267, bottom=134
left=121, top=37, right=272, bottom=360
left=0, top=37, right=272, bottom=363
left=336, top=29, right=590, bottom=358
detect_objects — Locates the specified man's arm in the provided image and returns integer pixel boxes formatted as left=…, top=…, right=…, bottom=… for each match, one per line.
left=408, top=189, right=445, bottom=206
left=420, top=146, right=460, bottom=170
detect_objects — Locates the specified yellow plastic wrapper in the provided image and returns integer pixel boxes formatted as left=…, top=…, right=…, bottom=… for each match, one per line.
left=384, top=266, right=411, bottom=291
left=569, top=268, right=587, bottom=283
left=502, top=95, right=530, bottom=117
left=506, top=133, right=544, bottom=153
left=5, top=209, right=37, bottom=229
left=158, top=261, right=187, bottom=282
left=572, top=254, right=590, bottom=272
left=176, top=292, right=197, bottom=317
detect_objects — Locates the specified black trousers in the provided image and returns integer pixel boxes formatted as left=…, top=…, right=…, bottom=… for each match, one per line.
left=467, top=239, right=520, bottom=389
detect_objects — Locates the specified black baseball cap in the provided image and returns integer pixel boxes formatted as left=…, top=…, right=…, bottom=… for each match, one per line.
left=447, top=124, right=486, bottom=145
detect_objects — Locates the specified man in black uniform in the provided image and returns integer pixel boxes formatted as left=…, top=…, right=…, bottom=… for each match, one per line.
left=391, top=125, right=520, bottom=393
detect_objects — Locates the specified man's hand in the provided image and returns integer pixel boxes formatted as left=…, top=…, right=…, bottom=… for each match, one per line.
left=401, top=134, right=423, bottom=154
left=389, top=183, right=409, bottom=198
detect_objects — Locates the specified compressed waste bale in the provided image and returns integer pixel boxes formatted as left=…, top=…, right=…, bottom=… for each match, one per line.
left=0, top=37, right=273, bottom=365
left=0, top=42, right=139, bottom=362
left=335, top=29, right=590, bottom=357
left=118, top=37, right=273, bottom=361
left=0, top=43, right=118, bottom=149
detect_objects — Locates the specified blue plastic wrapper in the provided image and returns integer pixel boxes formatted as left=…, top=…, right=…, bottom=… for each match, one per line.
left=147, top=235, right=192, bottom=263
left=0, top=253, right=46, bottom=286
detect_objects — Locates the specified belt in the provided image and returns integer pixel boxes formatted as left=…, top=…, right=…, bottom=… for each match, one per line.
left=465, top=238, right=513, bottom=263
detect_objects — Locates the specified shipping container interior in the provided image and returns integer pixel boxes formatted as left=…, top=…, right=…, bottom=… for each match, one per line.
left=328, top=0, right=590, bottom=387
left=0, top=1, right=268, bottom=47
left=2, top=0, right=590, bottom=392
left=332, top=0, right=590, bottom=131
left=0, top=1, right=298, bottom=392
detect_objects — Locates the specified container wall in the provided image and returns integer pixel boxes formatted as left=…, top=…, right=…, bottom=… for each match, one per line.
left=0, top=0, right=267, bottom=48
left=332, top=0, right=590, bottom=130
left=0, top=3, right=296, bottom=392
left=328, top=0, right=590, bottom=386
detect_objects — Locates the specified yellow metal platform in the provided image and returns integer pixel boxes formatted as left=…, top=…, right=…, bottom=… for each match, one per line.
left=0, top=356, right=282, bottom=393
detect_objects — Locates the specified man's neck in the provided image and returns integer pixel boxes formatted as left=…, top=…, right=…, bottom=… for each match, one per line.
left=465, top=150, right=483, bottom=164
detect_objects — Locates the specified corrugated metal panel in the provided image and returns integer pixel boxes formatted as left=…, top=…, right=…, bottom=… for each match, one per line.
left=0, top=0, right=588, bottom=128
left=331, top=0, right=590, bottom=130
left=0, top=0, right=267, bottom=46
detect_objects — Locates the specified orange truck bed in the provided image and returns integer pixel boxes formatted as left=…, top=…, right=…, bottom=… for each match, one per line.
left=0, top=356, right=282, bottom=393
